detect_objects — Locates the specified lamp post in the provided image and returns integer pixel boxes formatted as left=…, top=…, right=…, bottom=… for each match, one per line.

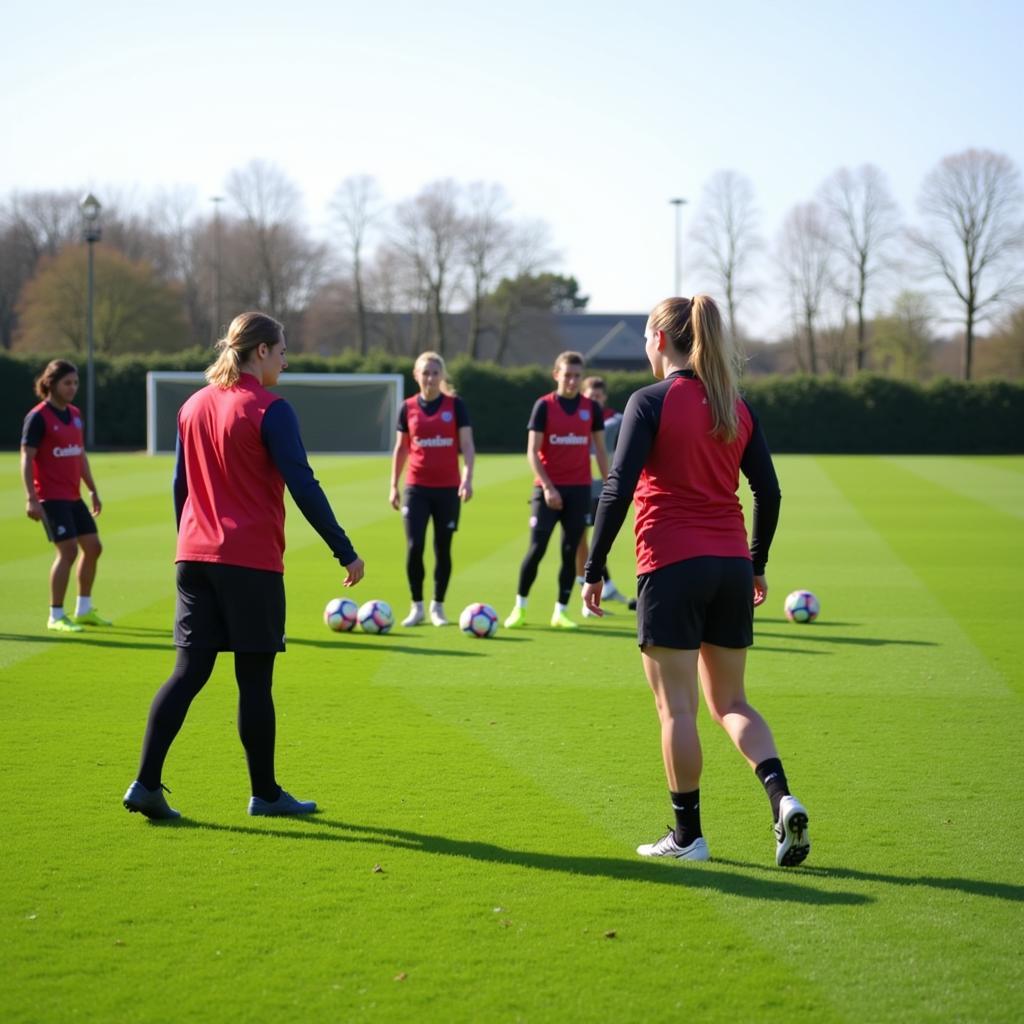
left=210, top=195, right=224, bottom=343
left=79, top=193, right=102, bottom=449
left=669, top=197, right=687, bottom=297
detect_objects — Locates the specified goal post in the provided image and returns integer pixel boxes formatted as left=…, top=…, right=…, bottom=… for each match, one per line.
left=146, top=372, right=405, bottom=455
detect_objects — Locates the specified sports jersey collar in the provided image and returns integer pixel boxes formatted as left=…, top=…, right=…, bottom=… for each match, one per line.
left=666, top=369, right=697, bottom=380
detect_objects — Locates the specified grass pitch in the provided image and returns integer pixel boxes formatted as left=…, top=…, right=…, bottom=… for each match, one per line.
left=1, top=453, right=1022, bottom=1023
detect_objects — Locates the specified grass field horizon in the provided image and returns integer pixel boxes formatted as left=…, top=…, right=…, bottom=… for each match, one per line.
left=2, top=453, right=1022, bottom=1023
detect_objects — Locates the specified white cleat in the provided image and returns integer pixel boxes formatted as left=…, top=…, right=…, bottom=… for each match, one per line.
left=429, top=602, right=450, bottom=627
left=402, top=604, right=425, bottom=627
left=775, top=795, right=811, bottom=867
left=636, top=830, right=710, bottom=861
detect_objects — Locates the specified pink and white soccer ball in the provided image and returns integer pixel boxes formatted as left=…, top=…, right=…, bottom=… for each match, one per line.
left=358, top=599, right=394, bottom=634
left=459, top=602, right=499, bottom=638
left=324, top=597, right=358, bottom=632
left=784, top=590, right=820, bottom=624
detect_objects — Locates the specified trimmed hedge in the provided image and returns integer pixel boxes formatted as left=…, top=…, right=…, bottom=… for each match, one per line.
left=3, top=350, right=1021, bottom=454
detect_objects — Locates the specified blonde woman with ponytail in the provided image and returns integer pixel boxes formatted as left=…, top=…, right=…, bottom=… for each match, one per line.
left=123, top=312, right=364, bottom=821
left=582, top=294, right=810, bottom=868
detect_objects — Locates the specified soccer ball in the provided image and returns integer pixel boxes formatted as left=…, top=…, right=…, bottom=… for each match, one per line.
left=459, top=602, right=499, bottom=638
left=358, top=599, right=394, bottom=634
left=324, top=597, right=358, bottom=632
left=784, top=590, right=820, bottom=624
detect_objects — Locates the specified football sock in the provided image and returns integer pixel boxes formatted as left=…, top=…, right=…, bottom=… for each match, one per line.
left=76, top=596, right=92, bottom=616
left=604, top=580, right=620, bottom=598
left=515, top=595, right=528, bottom=609
left=755, top=757, right=790, bottom=822
left=575, top=575, right=585, bottom=587
left=49, top=606, right=64, bottom=622
left=670, top=789, right=702, bottom=846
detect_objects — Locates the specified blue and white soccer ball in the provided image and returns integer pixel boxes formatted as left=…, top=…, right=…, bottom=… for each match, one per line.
left=358, top=599, right=394, bottom=634
left=784, top=590, right=820, bottom=624
left=459, top=602, right=499, bottom=638
left=324, top=597, right=358, bottom=632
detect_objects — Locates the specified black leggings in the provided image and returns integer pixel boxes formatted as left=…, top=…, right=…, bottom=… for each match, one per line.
left=517, top=485, right=590, bottom=605
left=136, top=648, right=279, bottom=801
left=403, top=486, right=460, bottom=602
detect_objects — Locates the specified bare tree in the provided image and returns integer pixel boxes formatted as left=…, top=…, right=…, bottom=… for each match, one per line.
left=688, top=170, right=762, bottom=341
left=225, top=160, right=326, bottom=326
left=908, top=149, right=1024, bottom=380
left=778, top=203, right=834, bottom=374
left=393, top=180, right=464, bottom=355
left=330, top=175, right=383, bottom=355
left=461, top=182, right=513, bottom=358
left=820, top=164, right=901, bottom=372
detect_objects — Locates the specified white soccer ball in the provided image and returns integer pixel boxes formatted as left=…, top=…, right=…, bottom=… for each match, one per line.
left=324, top=597, right=358, bottom=632
left=358, top=599, right=394, bottom=634
left=459, top=602, right=499, bottom=638
left=784, top=590, right=820, bottom=624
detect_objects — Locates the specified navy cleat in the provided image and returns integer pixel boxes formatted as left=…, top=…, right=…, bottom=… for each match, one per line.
left=123, top=780, right=180, bottom=820
left=248, top=789, right=317, bottom=816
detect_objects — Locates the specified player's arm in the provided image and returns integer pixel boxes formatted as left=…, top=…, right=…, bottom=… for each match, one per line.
left=172, top=433, right=188, bottom=529
left=262, top=400, right=363, bottom=585
left=527, top=430, right=561, bottom=510
left=592, top=430, right=609, bottom=482
left=390, top=431, right=409, bottom=510
left=458, top=425, right=475, bottom=501
left=739, top=401, right=781, bottom=607
left=80, top=452, right=101, bottom=516
left=20, top=445, right=43, bottom=521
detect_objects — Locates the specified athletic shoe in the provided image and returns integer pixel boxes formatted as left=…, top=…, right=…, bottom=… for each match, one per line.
left=74, top=609, right=112, bottom=626
left=627, top=598, right=638, bottom=611
left=429, top=603, right=450, bottom=627
left=504, top=606, right=526, bottom=629
left=47, top=616, right=83, bottom=633
left=636, top=829, right=710, bottom=861
left=603, top=583, right=632, bottom=605
left=248, top=789, right=317, bottom=816
left=123, top=780, right=180, bottom=820
left=550, top=610, right=579, bottom=630
left=401, top=604, right=425, bottom=627
left=775, top=794, right=811, bottom=867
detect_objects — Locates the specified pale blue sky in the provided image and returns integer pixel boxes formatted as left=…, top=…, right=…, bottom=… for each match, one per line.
left=3, top=1, right=1021, bottom=336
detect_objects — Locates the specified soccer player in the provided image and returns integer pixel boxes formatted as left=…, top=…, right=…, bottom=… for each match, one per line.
left=583, top=295, right=810, bottom=867
left=504, top=351, right=609, bottom=630
left=20, top=359, right=111, bottom=633
left=390, top=351, right=475, bottom=627
left=123, top=312, right=364, bottom=821
left=574, top=376, right=633, bottom=616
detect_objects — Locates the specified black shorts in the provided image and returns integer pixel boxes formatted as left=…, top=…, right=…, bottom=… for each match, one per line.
left=402, top=485, right=461, bottom=538
left=40, top=499, right=98, bottom=543
left=174, top=561, right=286, bottom=653
left=530, top=484, right=592, bottom=537
left=636, top=556, right=754, bottom=650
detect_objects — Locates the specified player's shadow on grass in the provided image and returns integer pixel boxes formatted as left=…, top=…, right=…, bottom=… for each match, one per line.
left=712, top=858, right=1023, bottom=904
left=756, top=617, right=859, bottom=627
left=755, top=630, right=938, bottom=648
left=0, top=632, right=168, bottom=651
left=171, top=817, right=868, bottom=906
left=288, top=637, right=485, bottom=657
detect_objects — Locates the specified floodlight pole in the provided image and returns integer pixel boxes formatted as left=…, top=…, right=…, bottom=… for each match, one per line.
left=79, top=193, right=103, bottom=450
left=211, top=195, right=224, bottom=342
left=669, top=197, right=687, bottom=297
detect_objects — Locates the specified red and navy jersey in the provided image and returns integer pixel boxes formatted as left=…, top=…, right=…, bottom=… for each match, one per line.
left=399, top=394, right=465, bottom=487
left=528, top=392, right=603, bottom=487
left=585, top=371, right=781, bottom=579
left=21, top=401, right=85, bottom=501
left=176, top=377, right=288, bottom=573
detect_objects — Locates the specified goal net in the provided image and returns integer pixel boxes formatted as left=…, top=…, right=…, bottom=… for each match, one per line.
left=146, top=372, right=405, bottom=455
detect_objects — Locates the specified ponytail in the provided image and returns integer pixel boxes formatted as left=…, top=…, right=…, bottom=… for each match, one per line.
left=648, top=294, right=739, bottom=442
left=206, top=312, right=284, bottom=388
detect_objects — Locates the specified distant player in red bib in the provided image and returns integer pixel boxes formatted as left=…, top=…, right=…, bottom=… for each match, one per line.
left=504, top=351, right=609, bottom=630
left=390, top=351, right=475, bottom=627
left=20, top=359, right=111, bottom=633
left=583, top=295, right=809, bottom=867
left=123, top=312, right=364, bottom=821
